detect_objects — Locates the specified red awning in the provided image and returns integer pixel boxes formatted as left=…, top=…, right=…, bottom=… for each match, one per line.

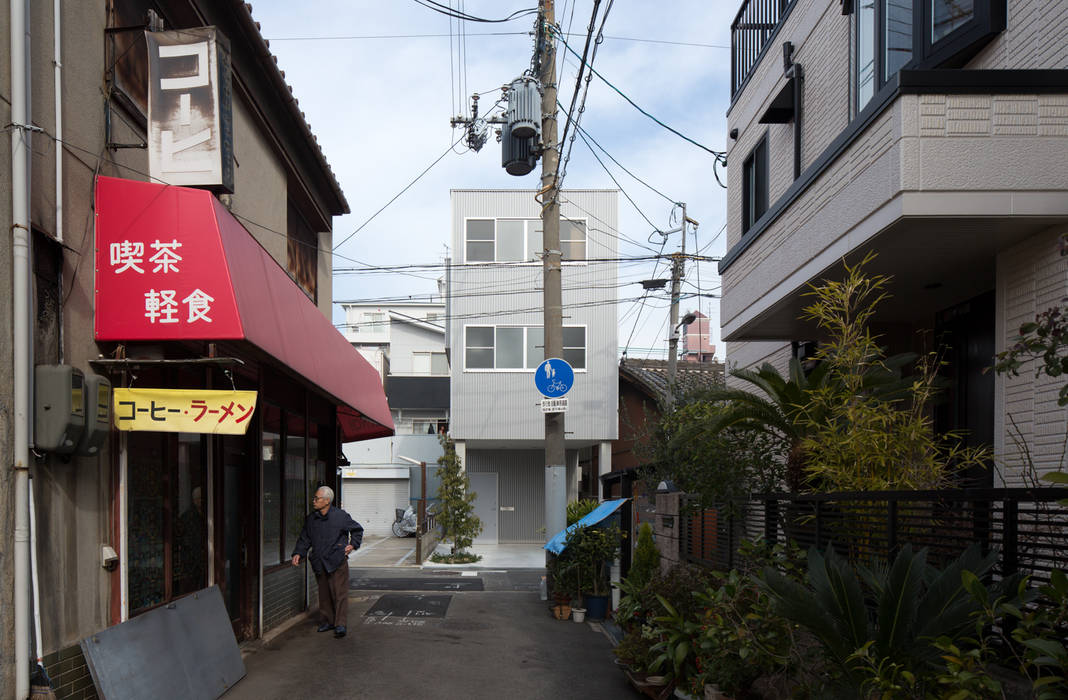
left=94, top=176, right=393, bottom=442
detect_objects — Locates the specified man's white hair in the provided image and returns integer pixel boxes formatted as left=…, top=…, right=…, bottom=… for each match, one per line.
left=316, top=485, right=334, bottom=504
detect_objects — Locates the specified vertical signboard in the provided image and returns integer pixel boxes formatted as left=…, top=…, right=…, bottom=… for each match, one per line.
left=146, top=27, right=234, bottom=192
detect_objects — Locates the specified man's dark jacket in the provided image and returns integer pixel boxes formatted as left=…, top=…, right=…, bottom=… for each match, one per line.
left=292, top=506, right=363, bottom=574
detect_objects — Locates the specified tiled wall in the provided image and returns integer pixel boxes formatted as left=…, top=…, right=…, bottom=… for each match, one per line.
left=262, top=565, right=305, bottom=632
left=42, top=645, right=97, bottom=700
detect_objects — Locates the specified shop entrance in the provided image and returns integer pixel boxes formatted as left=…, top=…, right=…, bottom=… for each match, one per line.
left=216, top=432, right=258, bottom=641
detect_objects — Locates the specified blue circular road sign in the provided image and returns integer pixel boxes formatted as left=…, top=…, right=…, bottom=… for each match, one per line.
left=535, top=358, right=574, bottom=397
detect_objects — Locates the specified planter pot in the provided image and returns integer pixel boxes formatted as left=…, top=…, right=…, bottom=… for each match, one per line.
left=552, top=603, right=571, bottom=620
left=584, top=594, right=609, bottom=621
left=572, top=607, right=586, bottom=623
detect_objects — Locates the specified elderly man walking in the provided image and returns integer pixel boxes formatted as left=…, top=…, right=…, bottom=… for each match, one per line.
left=291, top=486, right=363, bottom=638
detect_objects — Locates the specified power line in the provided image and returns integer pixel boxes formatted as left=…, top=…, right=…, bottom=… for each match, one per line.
left=410, top=0, right=539, bottom=24
left=554, top=30, right=727, bottom=161
left=332, top=135, right=463, bottom=252
left=264, top=32, right=729, bottom=50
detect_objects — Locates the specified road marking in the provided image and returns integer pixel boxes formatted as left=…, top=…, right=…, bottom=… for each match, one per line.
left=393, top=548, right=415, bottom=566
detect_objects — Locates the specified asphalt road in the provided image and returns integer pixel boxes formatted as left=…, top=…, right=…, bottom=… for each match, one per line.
left=224, top=568, right=640, bottom=700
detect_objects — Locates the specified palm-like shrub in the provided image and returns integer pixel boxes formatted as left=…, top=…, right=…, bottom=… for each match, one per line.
left=760, top=543, right=1027, bottom=692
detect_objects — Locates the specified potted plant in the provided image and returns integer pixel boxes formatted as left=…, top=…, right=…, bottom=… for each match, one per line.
left=565, top=523, right=621, bottom=621
left=546, top=553, right=574, bottom=620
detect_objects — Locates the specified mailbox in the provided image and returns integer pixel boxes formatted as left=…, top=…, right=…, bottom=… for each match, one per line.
left=34, top=365, right=86, bottom=454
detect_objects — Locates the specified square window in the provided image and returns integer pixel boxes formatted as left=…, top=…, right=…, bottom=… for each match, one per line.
left=497, top=220, right=525, bottom=262
left=496, top=327, right=525, bottom=368
left=466, top=220, right=494, bottom=262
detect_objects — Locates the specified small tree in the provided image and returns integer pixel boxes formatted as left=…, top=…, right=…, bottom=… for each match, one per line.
left=628, top=522, right=659, bottom=589
left=435, top=434, right=482, bottom=555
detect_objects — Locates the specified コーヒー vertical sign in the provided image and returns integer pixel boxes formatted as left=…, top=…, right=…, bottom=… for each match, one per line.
left=146, top=27, right=234, bottom=192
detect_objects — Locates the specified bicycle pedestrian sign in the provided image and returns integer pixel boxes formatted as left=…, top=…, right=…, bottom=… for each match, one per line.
left=535, top=358, right=574, bottom=398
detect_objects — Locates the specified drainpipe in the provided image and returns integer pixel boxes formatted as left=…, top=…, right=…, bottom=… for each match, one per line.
left=53, top=0, right=62, bottom=245
left=11, top=0, right=33, bottom=695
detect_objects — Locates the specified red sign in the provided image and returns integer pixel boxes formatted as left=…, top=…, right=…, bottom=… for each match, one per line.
left=94, top=176, right=243, bottom=340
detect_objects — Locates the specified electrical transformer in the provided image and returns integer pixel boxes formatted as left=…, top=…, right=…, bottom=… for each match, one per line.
left=507, top=76, right=541, bottom=140
left=501, top=121, right=537, bottom=176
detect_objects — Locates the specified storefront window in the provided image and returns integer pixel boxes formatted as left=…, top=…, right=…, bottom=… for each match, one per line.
left=128, top=433, right=165, bottom=613
left=172, top=434, right=207, bottom=597
left=284, top=414, right=307, bottom=556
left=128, top=430, right=207, bottom=615
left=262, top=405, right=283, bottom=566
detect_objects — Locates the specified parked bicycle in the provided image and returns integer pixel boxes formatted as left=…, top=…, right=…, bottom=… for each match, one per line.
left=392, top=505, right=417, bottom=537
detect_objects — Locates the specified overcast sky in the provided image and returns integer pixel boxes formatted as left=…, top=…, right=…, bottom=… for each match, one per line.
left=252, top=1, right=733, bottom=360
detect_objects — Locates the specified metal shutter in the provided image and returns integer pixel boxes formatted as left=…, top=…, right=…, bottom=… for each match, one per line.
left=341, top=479, right=409, bottom=536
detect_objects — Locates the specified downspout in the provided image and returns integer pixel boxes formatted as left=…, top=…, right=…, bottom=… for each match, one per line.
left=11, top=0, right=33, bottom=696
left=53, top=0, right=62, bottom=246
left=791, top=63, right=803, bottom=180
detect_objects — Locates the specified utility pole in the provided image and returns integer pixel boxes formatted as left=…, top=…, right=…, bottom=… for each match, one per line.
left=665, top=203, right=686, bottom=409
left=540, top=0, right=567, bottom=541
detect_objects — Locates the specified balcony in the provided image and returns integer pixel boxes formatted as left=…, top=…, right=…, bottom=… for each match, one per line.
left=731, top=0, right=797, bottom=98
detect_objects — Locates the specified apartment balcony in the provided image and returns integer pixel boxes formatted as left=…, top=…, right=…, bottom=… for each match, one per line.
left=721, top=73, right=1068, bottom=342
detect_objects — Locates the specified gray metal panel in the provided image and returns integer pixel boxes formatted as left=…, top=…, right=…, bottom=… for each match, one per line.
left=469, top=472, right=499, bottom=543
left=449, top=190, right=619, bottom=444
left=80, top=585, right=245, bottom=700
left=468, top=449, right=544, bottom=543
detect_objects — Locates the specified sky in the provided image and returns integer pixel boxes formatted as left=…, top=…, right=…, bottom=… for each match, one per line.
left=251, top=1, right=734, bottom=361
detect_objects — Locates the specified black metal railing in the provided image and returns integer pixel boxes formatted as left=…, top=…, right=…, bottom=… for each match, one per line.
left=731, top=0, right=796, bottom=97
left=681, top=488, right=1068, bottom=584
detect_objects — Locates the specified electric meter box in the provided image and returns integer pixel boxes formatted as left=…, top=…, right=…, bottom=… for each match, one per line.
left=77, top=373, right=112, bottom=456
left=34, top=364, right=86, bottom=454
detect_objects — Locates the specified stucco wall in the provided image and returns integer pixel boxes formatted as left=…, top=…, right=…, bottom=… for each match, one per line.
left=995, top=226, right=1068, bottom=486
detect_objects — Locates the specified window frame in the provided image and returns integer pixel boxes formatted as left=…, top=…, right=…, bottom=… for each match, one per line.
left=852, top=0, right=1005, bottom=116
left=463, top=217, right=587, bottom=264
left=742, top=134, right=769, bottom=234
left=462, top=324, right=588, bottom=372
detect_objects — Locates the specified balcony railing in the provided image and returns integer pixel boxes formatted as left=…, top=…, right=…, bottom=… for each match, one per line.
left=731, top=0, right=796, bottom=98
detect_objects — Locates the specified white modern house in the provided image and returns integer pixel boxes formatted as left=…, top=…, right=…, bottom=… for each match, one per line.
left=721, top=0, right=1068, bottom=485
left=339, top=301, right=450, bottom=534
left=448, top=189, right=620, bottom=543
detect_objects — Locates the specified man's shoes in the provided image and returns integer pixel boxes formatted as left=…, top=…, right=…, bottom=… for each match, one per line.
left=316, top=623, right=335, bottom=633
left=333, top=626, right=346, bottom=638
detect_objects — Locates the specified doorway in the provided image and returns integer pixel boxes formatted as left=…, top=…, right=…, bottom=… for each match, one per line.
left=469, top=472, right=498, bottom=544
left=215, top=433, right=257, bottom=641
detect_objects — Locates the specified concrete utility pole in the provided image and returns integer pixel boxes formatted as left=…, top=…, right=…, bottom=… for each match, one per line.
left=665, top=203, right=686, bottom=409
left=540, top=0, right=567, bottom=541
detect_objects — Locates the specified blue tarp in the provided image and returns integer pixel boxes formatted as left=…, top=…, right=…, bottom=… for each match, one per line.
left=543, top=498, right=628, bottom=555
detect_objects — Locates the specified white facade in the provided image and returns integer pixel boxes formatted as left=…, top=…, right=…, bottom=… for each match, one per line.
left=449, top=190, right=619, bottom=542
left=722, top=0, right=1068, bottom=485
left=339, top=301, right=450, bottom=521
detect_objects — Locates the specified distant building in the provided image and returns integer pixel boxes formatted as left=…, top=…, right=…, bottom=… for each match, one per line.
left=448, top=190, right=620, bottom=543
left=339, top=301, right=450, bottom=535
left=681, top=310, right=716, bottom=363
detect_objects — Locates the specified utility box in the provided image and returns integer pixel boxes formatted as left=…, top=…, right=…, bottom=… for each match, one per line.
left=77, top=373, right=112, bottom=456
left=34, top=365, right=86, bottom=454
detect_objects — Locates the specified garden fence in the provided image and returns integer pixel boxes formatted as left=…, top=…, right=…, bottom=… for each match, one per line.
left=680, top=488, right=1068, bottom=584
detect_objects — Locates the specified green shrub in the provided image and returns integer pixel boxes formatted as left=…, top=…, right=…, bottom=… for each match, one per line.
left=628, top=522, right=659, bottom=590
left=566, top=498, right=599, bottom=526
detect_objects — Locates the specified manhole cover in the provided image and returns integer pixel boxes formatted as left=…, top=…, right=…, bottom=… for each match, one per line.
left=365, top=594, right=452, bottom=619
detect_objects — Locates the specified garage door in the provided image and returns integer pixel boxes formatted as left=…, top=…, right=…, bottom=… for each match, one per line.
left=341, top=479, right=410, bottom=536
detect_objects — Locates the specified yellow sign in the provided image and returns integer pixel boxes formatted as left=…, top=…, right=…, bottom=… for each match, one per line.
left=113, top=388, right=258, bottom=435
